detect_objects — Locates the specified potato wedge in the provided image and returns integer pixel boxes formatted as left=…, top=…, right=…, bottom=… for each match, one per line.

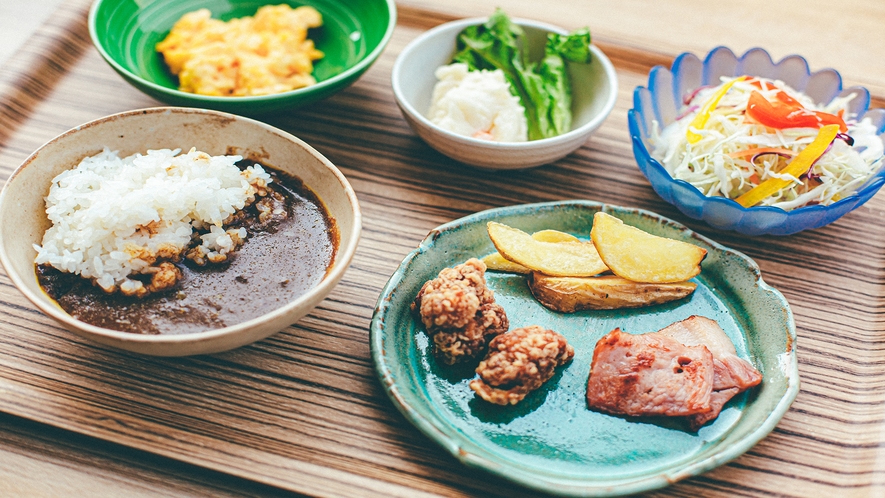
left=590, top=212, right=706, bottom=283
left=482, top=252, right=531, bottom=274
left=530, top=229, right=580, bottom=243
left=483, top=229, right=581, bottom=273
left=529, top=273, right=697, bottom=312
left=487, top=222, right=608, bottom=277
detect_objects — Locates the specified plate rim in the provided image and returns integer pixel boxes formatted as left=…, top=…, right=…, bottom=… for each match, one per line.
left=369, top=200, right=800, bottom=496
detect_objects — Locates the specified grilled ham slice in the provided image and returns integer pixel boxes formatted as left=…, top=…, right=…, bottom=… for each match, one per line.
left=586, top=317, right=762, bottom=430
left=658, top=316, right=762, bottom=429
left=585, top=328, right=714, bottom=416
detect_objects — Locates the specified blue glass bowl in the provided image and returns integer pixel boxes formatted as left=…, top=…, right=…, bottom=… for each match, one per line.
left=629, top=46, right=885, bottom=236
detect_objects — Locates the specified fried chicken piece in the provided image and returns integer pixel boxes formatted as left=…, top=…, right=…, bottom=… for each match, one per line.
left=470, top=325, right=574, bottom=405
left=412, top=258, right=508, bottom=364
left=427, top=302, right=509, bottom=365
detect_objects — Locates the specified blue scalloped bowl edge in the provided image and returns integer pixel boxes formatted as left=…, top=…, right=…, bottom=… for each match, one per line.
left=629, top=46, right=885, bottom=236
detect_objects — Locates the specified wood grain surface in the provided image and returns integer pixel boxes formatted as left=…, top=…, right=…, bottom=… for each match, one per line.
left=1, top=0, right=885, bottom=496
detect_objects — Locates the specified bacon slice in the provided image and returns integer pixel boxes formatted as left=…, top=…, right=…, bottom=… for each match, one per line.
left=585, top=328, right=714, bottom=417
left=658, top=316, right=762, bottom=429
left=586, top=317, right=762, bottom=429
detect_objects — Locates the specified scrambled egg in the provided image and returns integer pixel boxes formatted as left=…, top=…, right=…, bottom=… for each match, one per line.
left=156, top=5, right=324, bottom=97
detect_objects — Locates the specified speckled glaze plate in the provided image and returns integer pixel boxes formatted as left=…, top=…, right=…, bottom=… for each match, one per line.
left=370, top=201, right=799, bottom=497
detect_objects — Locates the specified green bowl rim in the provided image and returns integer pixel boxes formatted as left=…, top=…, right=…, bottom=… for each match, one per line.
left=369, top=200, right=800, bottom=496
left=87, top=0, right=397, bottom=104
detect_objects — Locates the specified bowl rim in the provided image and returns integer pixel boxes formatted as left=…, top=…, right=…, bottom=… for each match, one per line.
left=0, top=106, right=362, bottom=346
left=87, top=0, right=397, bottom=104
left=629, top=46, right=885, bottom=227
left=391, top=16, right=618, bottom=149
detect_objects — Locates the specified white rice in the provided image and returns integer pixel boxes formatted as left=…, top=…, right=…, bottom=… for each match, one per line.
left=34, top=147, right=272, bottom=293
left=427, top=63, right=528, bottom=142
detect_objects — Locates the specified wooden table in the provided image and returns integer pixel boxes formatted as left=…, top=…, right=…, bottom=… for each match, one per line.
left=2, top=0, right=884, bottom=496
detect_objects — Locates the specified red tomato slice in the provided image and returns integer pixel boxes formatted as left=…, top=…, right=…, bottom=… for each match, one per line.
left=746, top=90, right=847, bottom=132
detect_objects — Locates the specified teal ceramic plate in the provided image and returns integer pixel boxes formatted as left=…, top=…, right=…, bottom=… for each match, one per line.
left=89, top=0, right=396, bottom=114
left=370, top=201, right=799, bottom=496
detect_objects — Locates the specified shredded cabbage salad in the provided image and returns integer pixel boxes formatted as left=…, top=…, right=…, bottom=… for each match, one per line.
left=650, top=76, right=884, bottom=210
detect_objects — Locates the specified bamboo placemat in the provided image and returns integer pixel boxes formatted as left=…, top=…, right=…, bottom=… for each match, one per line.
left=1, top=1, right=884, bottom=496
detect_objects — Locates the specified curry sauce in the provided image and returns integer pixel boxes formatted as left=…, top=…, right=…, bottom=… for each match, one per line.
left=37, top=163, right=338, bottom=335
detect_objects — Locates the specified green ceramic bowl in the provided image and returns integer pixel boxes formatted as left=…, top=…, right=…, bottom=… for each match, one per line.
left=88, top=0, right=396, bottom=114
left=370, top=201, right=799, bottom=496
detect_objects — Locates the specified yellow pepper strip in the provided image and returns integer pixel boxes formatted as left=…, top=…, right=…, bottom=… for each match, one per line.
left=735, top=124, right=840, bottom=208
left=686, top=76, right=748, bottom=144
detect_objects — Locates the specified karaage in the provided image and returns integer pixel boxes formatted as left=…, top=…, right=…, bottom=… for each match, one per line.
left=469, top=325, right=574, bottom=405
left=412, top=258, right=508, bottom=365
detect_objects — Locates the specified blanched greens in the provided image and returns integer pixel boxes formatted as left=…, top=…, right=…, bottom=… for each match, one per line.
left=452, top=9, right=591, bottom=140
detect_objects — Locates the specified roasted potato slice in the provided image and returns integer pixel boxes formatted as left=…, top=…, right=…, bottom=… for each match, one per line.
left=590, top=212, right=706, bottom=283
left=487, top=222, right=608, bottom=277
left=530, top=229, right=580, bottom=243
left=483, top=229, right=581, bottom=273
left=482, top=252, right=531, bottom=274
left=529, top=273, right=697, bottom=312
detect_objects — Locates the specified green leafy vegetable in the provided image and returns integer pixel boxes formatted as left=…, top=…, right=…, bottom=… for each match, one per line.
left=451, top=9, right=591, bottom=140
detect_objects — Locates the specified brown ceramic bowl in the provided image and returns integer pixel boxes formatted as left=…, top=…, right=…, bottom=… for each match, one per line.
left=0, top=107, right=361, bottom=356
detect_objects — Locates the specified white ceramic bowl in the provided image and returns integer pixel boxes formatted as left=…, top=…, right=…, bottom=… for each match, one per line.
left=0, top=107, right=361, bottom=356
left=391, top=17, right=618, bottom=169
